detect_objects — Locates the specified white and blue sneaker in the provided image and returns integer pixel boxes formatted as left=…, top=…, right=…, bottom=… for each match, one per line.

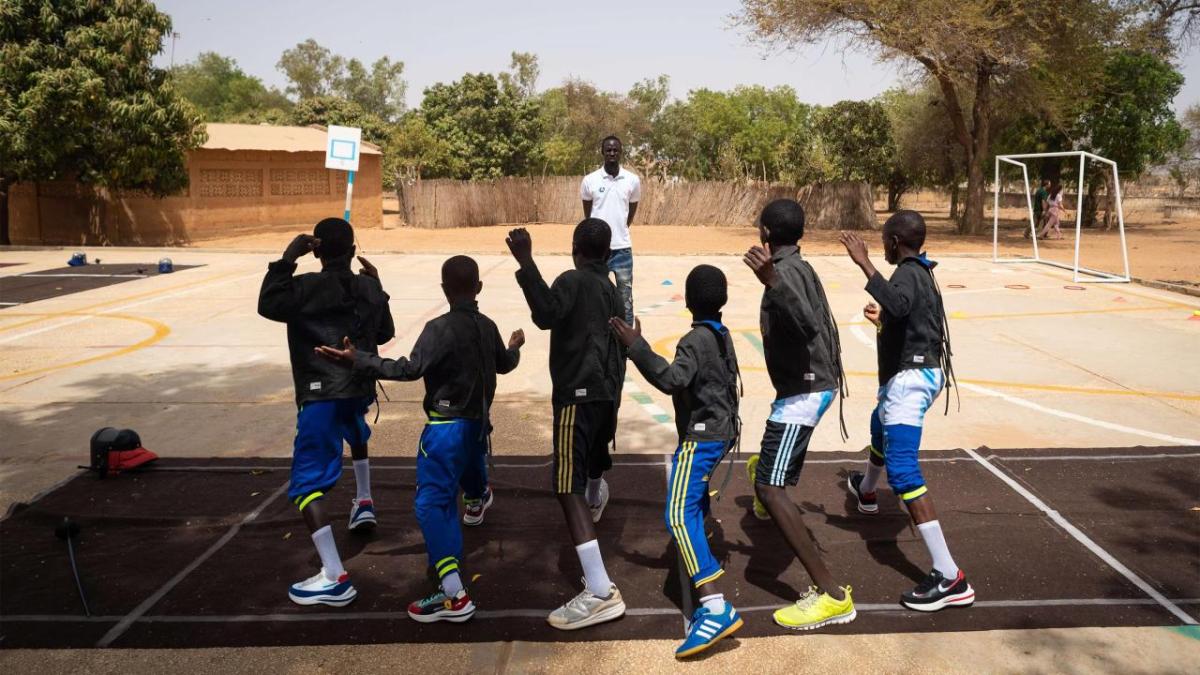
left=288, top=567, right=357, bottom=607
left=348, top=498, right=377, bottom=531
left=675, top=603, right=743, bottom=659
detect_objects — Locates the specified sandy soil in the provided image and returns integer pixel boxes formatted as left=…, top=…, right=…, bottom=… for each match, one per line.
left=194, top=206, right=1200, bottom=286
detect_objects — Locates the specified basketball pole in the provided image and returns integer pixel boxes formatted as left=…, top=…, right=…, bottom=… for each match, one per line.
left=343, top=170, right=355, bottom=223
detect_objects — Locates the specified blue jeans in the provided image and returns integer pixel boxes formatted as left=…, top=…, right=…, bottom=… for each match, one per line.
left=608, top=247, right=634, bottom=324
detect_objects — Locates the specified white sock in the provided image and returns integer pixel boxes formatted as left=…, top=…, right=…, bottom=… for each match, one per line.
left=441, top=571, right=464, bottom=597
left=585, top=478, right=604, bottom=506
left=311, top=525, right=345, bottom=579
left=700, top=593, right=726, bottom=614
left=575, top=539, right=613, bottom=597
left=862, top=461, right=884, bottom=493
left=353, top=459, right=371, bottom=502
left=916, top=520, right=960, bottom=579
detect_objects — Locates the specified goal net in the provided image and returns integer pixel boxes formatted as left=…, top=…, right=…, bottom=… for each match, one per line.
left=992, top=151, right=1130, bottom=283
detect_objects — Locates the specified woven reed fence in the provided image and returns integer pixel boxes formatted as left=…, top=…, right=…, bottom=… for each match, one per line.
left=395, top=176, right=877, bottom=230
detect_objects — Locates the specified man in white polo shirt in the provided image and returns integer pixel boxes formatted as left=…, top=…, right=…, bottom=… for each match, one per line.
left=581, top=136, right=641, bottom=324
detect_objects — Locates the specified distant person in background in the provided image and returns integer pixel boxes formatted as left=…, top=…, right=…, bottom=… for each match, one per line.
left=1026, top=180, right=1050, bottom=239
left=1037, top=182, right=1065, bottom=240
left=582, top=136, right=641, bottom=324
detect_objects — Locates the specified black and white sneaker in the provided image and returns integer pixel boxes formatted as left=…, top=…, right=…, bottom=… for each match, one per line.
left=847, top=472, right=878, bottom=514
left=901, top=569, right=975, bottom=612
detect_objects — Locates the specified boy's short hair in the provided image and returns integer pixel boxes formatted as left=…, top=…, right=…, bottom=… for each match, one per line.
left=313, top=218, right=354, bottom=259
left=685, top=264, right=727, bottom=317
left=883, top=210, right=927, bottom=251
left=573, top=218, right=612, bottom=260
left=442, top=255, right=480, bottom=295
left=759, top=199, right=805, bottom=245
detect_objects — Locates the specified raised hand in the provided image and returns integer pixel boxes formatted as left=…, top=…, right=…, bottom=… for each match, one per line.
left=356, top=255, right=379, bottom=279
left=314, top=336, right=357, bottom=366
left=839, top=231, right=870, bottom=268
left=505, top=228, right=533, bottom=264
left=609, top=316, right=642, bottom=347
left=283, top=234, right=320, bottom=263
left=743, top=245, right=779, bottom=287
left=508, top=329, right=525, bottom=350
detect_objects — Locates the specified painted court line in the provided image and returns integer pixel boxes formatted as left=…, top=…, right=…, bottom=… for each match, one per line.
left=964, top=448, right=1198, bottom=626
left=10, top=598, right=1200, bottom=625
left=150, top=450, right=1200, bottom=474
left=21, top=273, right=147, bottom=278
left=94, top=481, right=289, bottom=647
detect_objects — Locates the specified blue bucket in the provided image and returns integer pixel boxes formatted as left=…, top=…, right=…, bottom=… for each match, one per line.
left=157, top=258, right=174, bottom=274
left=68, top=252, right=87, bottom=267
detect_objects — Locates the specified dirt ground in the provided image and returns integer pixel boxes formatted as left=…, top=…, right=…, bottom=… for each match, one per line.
left=192, top=200, right=1200, bottom=287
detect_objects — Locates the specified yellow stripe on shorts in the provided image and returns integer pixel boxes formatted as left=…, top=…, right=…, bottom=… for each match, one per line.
left=901, top=485, right=928, bottom=501
left=670, top=442, right=699, bottom=575
left=557, top=405, right=575, bottom=493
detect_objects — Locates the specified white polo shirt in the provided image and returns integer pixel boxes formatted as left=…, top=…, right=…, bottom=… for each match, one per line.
left=580, top=166, right=641, bottom=250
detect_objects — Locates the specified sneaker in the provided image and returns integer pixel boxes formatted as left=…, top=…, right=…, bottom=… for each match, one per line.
left=746, top=455, right=770, bottom=520
left=901, top=569, right=975, bottom=612
left=462, top=487, right=494, bottom=527
left=547, top=579, right=626, bottom=630
left=675, top=603, right=744, bottom=659
left=288, top=568, right=357, bottom=607
left=407, top=588, right=476, bottom=623
left=348, top=498, right=377, bottom=531
left=847, top=472, right=878, bottom=514
left=773, top=585, right=856, bottom=631
left=589, top=479, right=610, bottom=523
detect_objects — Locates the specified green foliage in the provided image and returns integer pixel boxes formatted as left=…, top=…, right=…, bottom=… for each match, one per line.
left=1076, top=50, right=1186, bottom=179
left=416, top=73, right=541, bottom=179
left=815, top=100, right=895, bottom=184
left=277, top=39, right=406, bottom=122
left=0, top=0, right=205, bottom=199
left=290, top=96, right=388, bottom=145
left=172, top=52, right=291, bottom=122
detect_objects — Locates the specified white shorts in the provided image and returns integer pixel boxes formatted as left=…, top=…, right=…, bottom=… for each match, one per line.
left=769, top=389, right=835, bottom=427
left=876, top=368, right=944, bottom=427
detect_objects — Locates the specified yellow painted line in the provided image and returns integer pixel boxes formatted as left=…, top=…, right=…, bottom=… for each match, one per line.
left=0, top=270, right=241, bottom=333
left=0, top=312, right=170, bottom=381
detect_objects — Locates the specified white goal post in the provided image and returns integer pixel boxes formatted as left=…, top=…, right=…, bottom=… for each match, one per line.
left=992, top=151, right=1130, bottom=283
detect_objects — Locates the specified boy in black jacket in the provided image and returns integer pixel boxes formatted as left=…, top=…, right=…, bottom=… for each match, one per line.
left=257, top=218, right=394, bottom=607
left=742, top=199, right=856, bottom=631
left=611, top=264, right=744, bottom=659
left=840, top=210, right=973, bottom=612
left=507, top=220, right=627, bottom=630
left=317, top=255, right=523, bottom=622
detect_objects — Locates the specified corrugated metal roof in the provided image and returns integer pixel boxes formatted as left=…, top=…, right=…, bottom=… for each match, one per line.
left=201, top=123, right=382, bottom=155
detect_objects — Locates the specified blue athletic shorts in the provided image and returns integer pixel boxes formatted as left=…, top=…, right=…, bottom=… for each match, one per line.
left=288, top=396, right=373, bottom=503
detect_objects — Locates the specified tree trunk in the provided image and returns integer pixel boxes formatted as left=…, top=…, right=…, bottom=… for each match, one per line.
left=1102, top=171, right=1115, bottom=231
left=0, top=175, right=12, bottom=246
left=959, top=66, right=992, bottom=234
left=948, top=182, right=960, bottom=220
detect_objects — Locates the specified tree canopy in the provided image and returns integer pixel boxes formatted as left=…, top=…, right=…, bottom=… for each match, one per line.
left=0, top=0, right=205, bottom=244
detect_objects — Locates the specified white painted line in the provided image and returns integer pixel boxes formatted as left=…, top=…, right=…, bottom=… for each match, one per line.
left=0, top=270, right=261, bottom=346
left=95, top=481, right=289, bottom=647
left=964, top=448, right=1197, bottom=626
left=10, top=597, right=1200, bottom=625
left=0, top=301, right=22, bottom=306
left=21, top=273, right=147, bottom=278
left=958, top=382, right=1200, bottom=446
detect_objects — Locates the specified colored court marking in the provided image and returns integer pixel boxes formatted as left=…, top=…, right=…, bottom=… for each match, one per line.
left=0, top=312, right=171, bottom=382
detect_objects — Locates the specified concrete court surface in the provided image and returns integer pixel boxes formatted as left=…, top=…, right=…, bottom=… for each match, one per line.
left=1, top=245, right=1199, bottom=672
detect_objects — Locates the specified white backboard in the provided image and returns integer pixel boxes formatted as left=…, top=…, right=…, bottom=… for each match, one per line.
left=325, top=125, right=362, bottom=172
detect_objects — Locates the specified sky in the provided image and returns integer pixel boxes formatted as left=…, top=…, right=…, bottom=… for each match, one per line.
left=153, top=0, right=1200, bottom=112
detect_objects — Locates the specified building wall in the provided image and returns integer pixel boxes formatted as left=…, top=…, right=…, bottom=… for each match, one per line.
left=8, top=149, right=382, bottom=245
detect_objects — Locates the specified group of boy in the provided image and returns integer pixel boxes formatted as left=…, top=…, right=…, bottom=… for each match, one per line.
left=258, top=198, right=973, bottom=659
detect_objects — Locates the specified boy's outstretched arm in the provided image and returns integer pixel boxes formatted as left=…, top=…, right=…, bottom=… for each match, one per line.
left=840, top=231, right=915, bottom=318
left=494, top=326, right=524, bottom=375
left=258, top=234, right=320, bottom=322
left=507, top=228, right=577, bottom=329
left=611, top=318, right=697, bottom=395
left=744, top=245, right=820, bottom=339
left=315, top=323, right=440, bottom=381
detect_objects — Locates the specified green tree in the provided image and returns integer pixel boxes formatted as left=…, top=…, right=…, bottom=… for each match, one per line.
left=879, top=86, right=966, bottom=214
left=0, top=0, right=205, bottom=245
left=277, top=39, right=406, bottom=121
left=501, top=52, right=540, bottom=99
left=738, top=0, right=1119, bottom=233
left=816, top=99, right=895, bottom=184
left=417, top=73, right=541, bottom=179
left=172, top=52, right=291, bottom=121
left=535, top=79, right=631, bottom=175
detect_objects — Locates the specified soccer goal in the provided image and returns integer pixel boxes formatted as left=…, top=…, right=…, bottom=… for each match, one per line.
left=992, top=151, right=1130, bottom=283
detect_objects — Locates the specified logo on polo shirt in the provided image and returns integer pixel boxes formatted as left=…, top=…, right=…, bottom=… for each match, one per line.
left=598, top=187, right=606, bottom=193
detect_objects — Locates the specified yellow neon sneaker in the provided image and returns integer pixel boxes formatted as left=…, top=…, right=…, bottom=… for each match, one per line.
left=773, top=586, right=856, bottom=631
left=746, top=455, right=770, bottom=520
